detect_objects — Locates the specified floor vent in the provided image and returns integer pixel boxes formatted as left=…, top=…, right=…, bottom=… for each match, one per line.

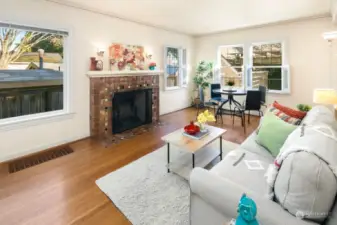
left=8, top=146, right=74, bottom=173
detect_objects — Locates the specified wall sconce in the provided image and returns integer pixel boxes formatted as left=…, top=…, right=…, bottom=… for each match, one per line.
left=97, top=48, right=105, bottom=57
left=323, top=31, right=337, bottom=41
left=144, top=47, right=153, bottom=60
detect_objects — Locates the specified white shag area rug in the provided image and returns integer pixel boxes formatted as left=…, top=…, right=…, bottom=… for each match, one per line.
left=96, top=139, right=238, bottom=225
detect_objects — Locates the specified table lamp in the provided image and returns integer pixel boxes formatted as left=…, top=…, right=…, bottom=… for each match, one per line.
left=313, top=89, right=337, bottom=119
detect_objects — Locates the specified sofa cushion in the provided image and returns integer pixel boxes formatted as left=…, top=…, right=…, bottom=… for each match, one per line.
left=211, top=149, right=273, bottom=195
left=274, top=152, right=337, bottom=222
left=272, top=122, right=337, bottom=223
left=240, top=132, right=274, bottom=162
left=279, top=124, right=337, bottom=171
left=256, top=112, right=297, bottom=157
left=268, top=105, right=302, bottom=125
left=325, top=199, right=337, bottom=225
left=301, top=105, right=336, bottom=128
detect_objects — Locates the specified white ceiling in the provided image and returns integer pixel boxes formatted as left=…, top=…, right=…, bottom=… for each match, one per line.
left=50, top=0, right=331, bottom=36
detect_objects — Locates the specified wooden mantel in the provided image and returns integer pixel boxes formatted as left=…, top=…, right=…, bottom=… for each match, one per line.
left=87, top=70, right=164, bottom=78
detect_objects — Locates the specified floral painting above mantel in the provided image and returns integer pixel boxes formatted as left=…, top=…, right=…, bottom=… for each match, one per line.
left=109, top=44, right=145, bottom=71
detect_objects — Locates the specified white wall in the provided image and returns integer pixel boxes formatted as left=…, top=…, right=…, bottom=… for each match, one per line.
left=195, top=17, right=335, bottom=108
left=0, top=2, right=334, bottom=162
left=0, top=0, right=195, bottom=162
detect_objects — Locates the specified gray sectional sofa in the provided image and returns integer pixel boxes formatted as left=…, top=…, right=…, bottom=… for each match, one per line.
left=189, top=106, right=337, bottom=225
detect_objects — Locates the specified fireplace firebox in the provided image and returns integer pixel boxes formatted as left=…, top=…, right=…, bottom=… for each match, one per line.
left=112, top=89, right=152, bottom=134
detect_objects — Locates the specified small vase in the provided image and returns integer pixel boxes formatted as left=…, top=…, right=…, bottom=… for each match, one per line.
left=90, top=57, right=97, bottom=71
left=199, top=123, right=208, bottom=133
left=149, top=66, right=155, bottom=70
left=228, top=86, right=233, bottom=91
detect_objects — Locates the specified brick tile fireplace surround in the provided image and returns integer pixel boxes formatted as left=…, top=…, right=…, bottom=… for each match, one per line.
left=88, top=71, right=162, bottom=140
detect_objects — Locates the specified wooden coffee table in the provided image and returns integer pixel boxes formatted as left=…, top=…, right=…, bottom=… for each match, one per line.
left=161, top=125, right=226, bottom=178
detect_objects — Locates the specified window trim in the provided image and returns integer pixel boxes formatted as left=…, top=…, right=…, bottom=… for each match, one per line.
left=217, top=44, right=245, bottom=90
left=0, top=22, right=69, bottom=36
left=63, top=30, right=71, bottom=113
left=0, top=21, right=72, bottom=129
left=181, top=48, right=188, bottom=88
left=268, top=89, right=291, bottom=94
left=163, top=46, right=187, bottom=90
left=0, top=110, right=75, bottom=132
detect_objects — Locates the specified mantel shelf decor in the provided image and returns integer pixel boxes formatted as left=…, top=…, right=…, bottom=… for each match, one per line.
left=87, top=70, right=164, bottom=78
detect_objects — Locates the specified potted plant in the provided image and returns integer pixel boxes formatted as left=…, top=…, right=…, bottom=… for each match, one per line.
left=297, top=104, right=312, bottom=112
left=226, top=79, right=235, bottom=90
left=193, top=61, right=214, bottom=103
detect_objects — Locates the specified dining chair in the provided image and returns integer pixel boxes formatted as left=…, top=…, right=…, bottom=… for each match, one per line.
left=210, top=83, right=227, bottom=103
left=209, top=83, right=227, bottom=123
left=195, top=98, right=217, bottom=115
left=259, top=85, right=267, bottom=106
left=233, top=90, right=262, bottom=133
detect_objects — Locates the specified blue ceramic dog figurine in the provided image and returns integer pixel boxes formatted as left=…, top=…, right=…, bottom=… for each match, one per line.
left=235, top=194, right=259, bottom=225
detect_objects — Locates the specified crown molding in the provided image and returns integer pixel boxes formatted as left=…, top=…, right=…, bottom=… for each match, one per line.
left=44, top=0, right=331, bottom=38
left=44, top=0, right=192, bottom=36
left=195, top=13, right=331, bottom=38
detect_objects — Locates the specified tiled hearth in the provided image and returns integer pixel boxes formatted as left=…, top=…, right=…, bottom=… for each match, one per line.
left=88, top=71, right=163, bottom=143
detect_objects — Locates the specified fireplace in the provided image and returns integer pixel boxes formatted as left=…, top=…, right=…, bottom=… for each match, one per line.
left=112, top=89, right=152, bottom=133
left=88, top=73, right=160, bottom=139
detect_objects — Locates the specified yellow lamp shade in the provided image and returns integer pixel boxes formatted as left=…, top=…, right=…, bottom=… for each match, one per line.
left=313, top=89, right=337, bottom=105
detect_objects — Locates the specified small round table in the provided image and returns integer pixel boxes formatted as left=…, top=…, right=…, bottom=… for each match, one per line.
left=212, top=89, right=247, bottom=119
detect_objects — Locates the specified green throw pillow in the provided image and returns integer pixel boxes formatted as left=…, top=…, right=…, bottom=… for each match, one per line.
left=256, top=112, right=297, bottom=157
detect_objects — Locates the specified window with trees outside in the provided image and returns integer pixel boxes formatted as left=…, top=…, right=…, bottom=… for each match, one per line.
left=0, top=23, right=68, bottom=121
left=249, top=42, right=289, bottom=92
left=218, top=45, right=244, bottom=88
left=164, top=46, right=187, bottom=90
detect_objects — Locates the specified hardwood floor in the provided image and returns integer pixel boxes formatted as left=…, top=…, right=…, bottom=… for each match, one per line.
left=0, top=107, right=260, bottom=225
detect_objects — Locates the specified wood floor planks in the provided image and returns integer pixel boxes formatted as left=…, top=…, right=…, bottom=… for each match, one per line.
left=0, top=107, right=259, bottom=225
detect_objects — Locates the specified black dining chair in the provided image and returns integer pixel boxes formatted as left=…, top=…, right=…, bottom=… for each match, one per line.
left=259, top=85, right=267, bottom=106
left=233, top=90, right=262, bottom=132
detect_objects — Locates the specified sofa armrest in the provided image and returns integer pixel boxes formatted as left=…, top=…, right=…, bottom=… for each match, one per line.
left=190, top=168, right=317, bottom=225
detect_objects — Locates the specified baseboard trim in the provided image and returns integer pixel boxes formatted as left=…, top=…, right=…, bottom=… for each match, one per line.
left=0, top=134, right=89, bottom=163
left=160, top=106, right=192, bottom=116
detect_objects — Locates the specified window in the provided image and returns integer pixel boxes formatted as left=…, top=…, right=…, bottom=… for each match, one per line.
left=217, top=41, right=290, bottom=93
left=249, top=42, right=289, bottom=92
left=0, top=23, right=68, bottom=120
left=218, top=45, right=244, bottom=88
left=164, top=46, right=187, bottom=90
